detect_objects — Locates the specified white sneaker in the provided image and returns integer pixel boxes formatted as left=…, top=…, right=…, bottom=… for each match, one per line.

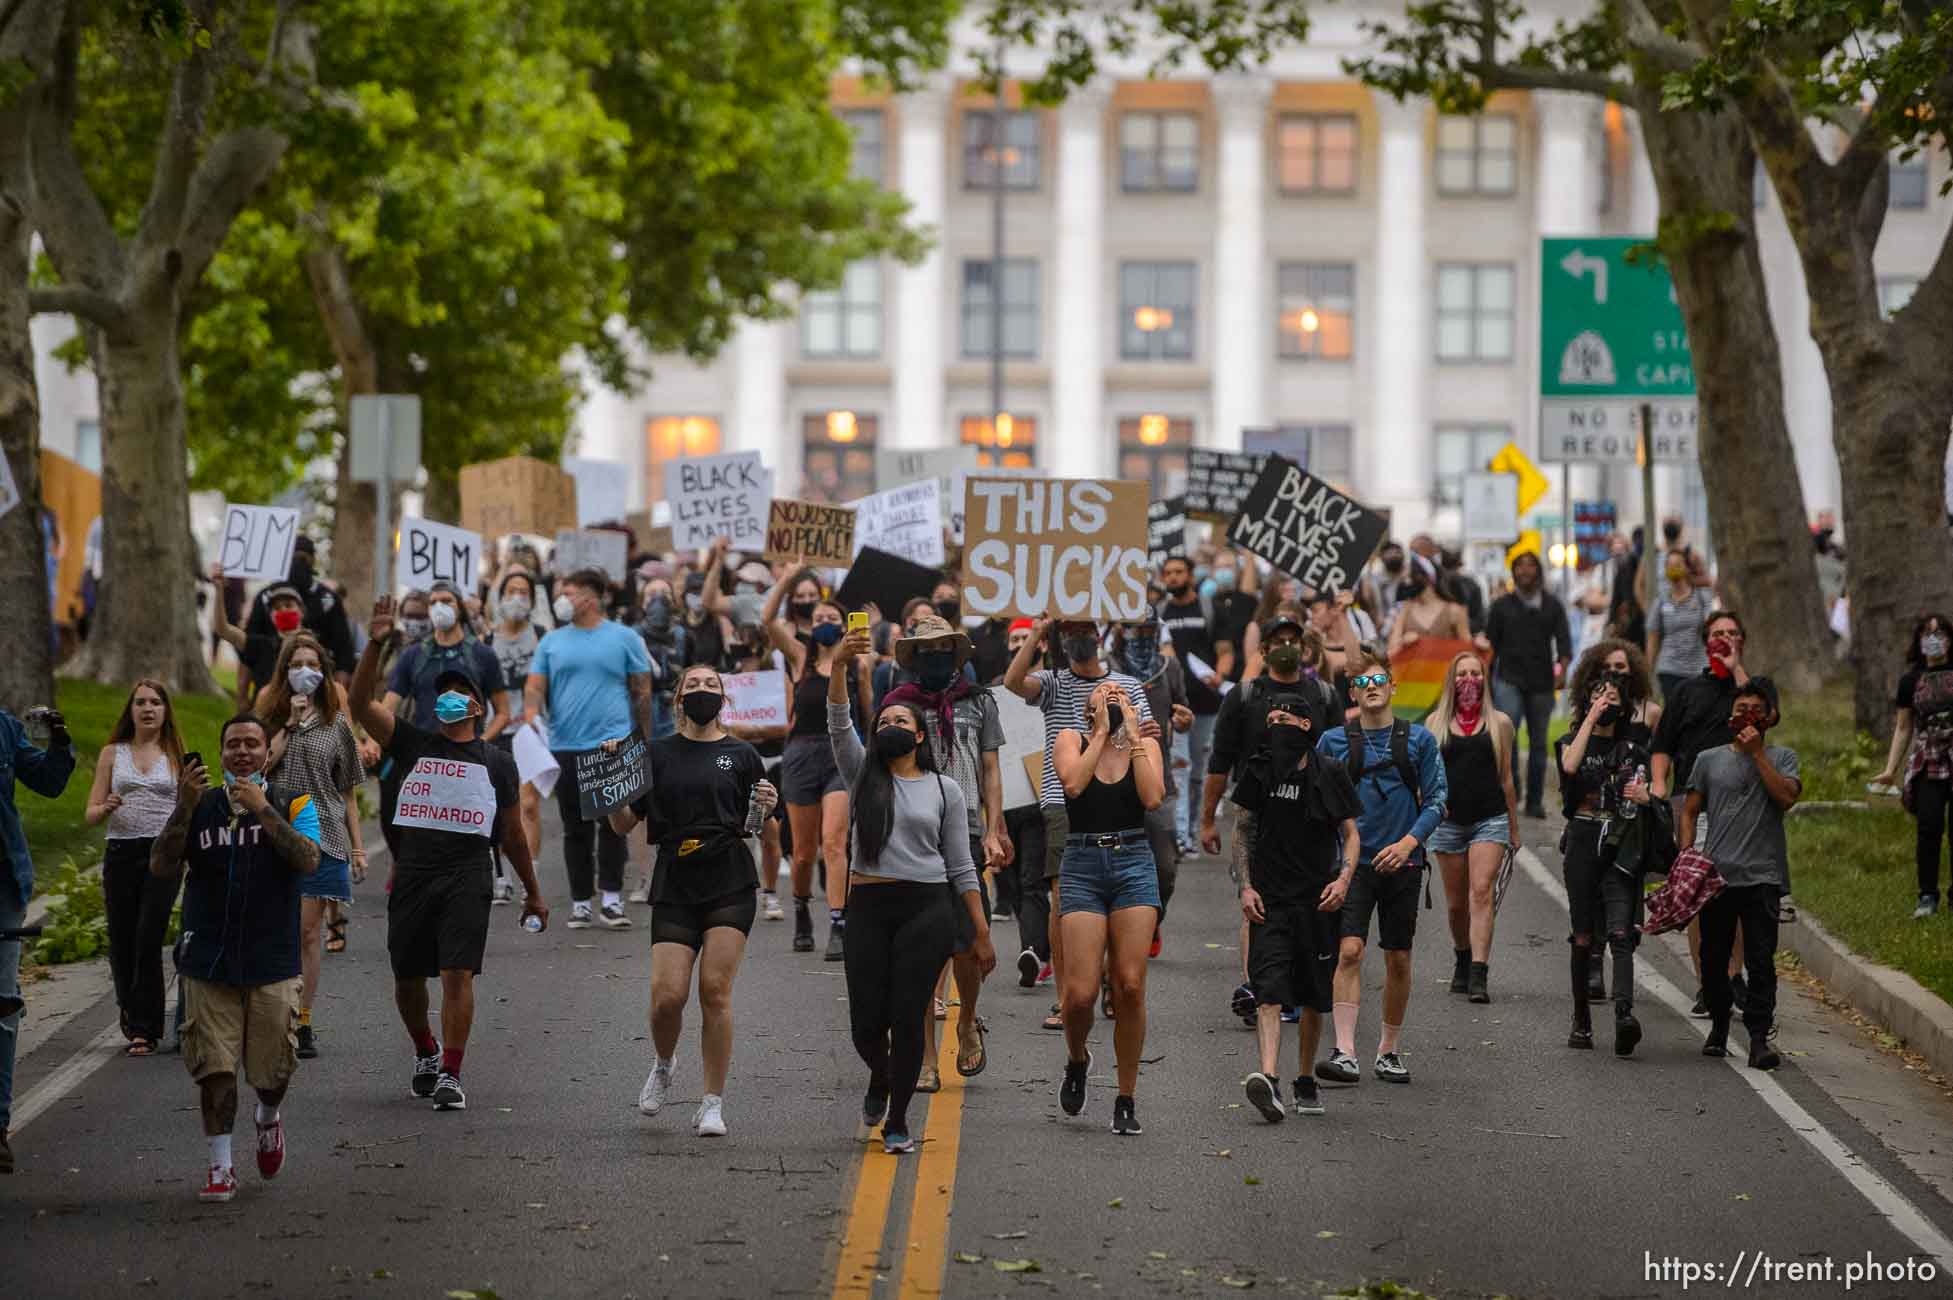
left=695, top=1094, right=727, bottom=1137
left=567, top=901, right=594, bottom=929
left=491, top=878, right=513, bottom=905
left=639, top=1060, right=673, bottom=1116
left=762, top=893, right=784, bottom=921
left=627, top=880, right=650, bottom=905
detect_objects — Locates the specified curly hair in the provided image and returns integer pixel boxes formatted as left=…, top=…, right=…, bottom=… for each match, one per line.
left=1566, top=638, right=1655, bottom=724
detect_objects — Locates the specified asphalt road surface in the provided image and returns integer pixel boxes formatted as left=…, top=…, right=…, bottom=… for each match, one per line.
left=7, top=801, right=1953, bottom=1299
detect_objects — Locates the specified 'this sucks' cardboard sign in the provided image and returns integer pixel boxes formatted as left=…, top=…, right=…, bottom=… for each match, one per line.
left=960, top=478, right=1150, bottom=621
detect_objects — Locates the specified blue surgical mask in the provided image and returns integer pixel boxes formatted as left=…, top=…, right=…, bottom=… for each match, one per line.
left=1198, top=577, right=1219, bottom=600
left=811, top=623, right=843, bottom=647
left=1193, top=564, right=1210, bottom=583
left=1212, top=568, right=1237, bottom=591
left=434, top=691, right=475, bottom=724
left=221, top=769, right=266, bottom=790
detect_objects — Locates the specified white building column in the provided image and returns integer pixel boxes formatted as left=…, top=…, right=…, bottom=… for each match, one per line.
left=1208, top=75, right=1271, bottom=452
left=891, top=78, right=949, bottom=450
left=1368, top=94, right=1429, bottom=528
left=1051, top=82, right=1109, bottom=477
left=1532, top=92, right=1603, bottom=537
left=732, top=316, right=786, bottom=457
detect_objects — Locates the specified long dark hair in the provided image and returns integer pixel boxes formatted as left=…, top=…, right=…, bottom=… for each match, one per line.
left=850, top=702, right=938, bottom=870
left=109, top=678, right=185, bottom=776
left=1906, top=612, right=1953, bottom=667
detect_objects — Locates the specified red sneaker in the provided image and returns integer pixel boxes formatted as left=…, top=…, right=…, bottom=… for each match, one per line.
left=1149, top=928, right=1163, bottom=959
left=1036, top=962, right=1053, bottom=986
left=199, top=1164, right=238, bottom=1202
left=255, top=1118, right=285, bottom=1180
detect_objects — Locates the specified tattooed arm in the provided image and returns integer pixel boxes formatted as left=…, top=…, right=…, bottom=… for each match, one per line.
left=229, top=778, right=322, bottom=874
left=628, top=670, right=654, bottom=741
left=149, top=758, right=211, bottom=878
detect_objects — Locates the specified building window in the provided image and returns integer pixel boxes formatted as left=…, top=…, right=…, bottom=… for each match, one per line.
left=959, top=414, right=1038, bottom=469
left=1119, top=261, right=1197, bottom=361
left=1433, top=424, right=1510, bottom=506
left=1889, top=152, right=1929, bottom=209
left=842, top=108, right=884, bottom=184
left=802, top=412, right=879, bottom=503
left=1120, top=111, right=1199, bottom=192
left=1276, top=114, right=1357, bottom=195
left=800, top=260, right=882, bottom=360
left=1880, top=277, right=1920, bottom=318
left=1436, top=114, right=1516, bottom=196
left=960, top=259, right=1039, bottom=359
left=1276, top=263, right=1354, bottom=360
left=1117, top=415, right=1195, bottom=498
left=645, top=416, right=722, bottom=504
left=1251, top=425, right=1354, bottom=486
left=1435, top=262, right=1516, bottom=362
left=964, top=109, right=1041, bottom=190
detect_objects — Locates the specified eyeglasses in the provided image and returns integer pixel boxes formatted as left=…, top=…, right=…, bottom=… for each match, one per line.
left=1350, top=673, right=1392, bottom=688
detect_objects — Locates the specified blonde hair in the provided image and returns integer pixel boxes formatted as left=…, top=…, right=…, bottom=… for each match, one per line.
left=1425, top=650, right=1513, bottom=756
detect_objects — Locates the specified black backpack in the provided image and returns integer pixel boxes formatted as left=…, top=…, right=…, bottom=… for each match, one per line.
left=1342, top=718, right=1421, bottom=804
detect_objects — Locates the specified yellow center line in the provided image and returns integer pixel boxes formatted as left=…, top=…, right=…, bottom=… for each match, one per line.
left=897, top=1028, right=969, bottom=1300
left=832, top=1125, right=901, bottom=1299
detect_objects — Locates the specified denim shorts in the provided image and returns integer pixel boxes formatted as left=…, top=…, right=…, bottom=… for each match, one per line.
left=1058, top=834, right=1161, bottom=916
left=302, top=852, right=353, bottom=903
left=1427, top=814, right=1510, bottom=856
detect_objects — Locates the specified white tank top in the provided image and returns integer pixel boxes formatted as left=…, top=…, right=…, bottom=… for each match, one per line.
left=108, top=743, right=177, bottom=840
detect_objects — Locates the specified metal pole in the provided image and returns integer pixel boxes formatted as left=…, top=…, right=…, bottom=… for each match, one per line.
left=1639, top=401, right=1658, bottom=614
left=1562, top=461, right=1572, bottom=603
left=988, top=44, right=1006, bottom=449
left=375, top=401, right=393, bottom=608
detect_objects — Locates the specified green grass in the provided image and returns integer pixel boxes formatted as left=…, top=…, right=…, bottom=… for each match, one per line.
left=23, top=678, right=238, bottom=892
left=1775, top=683, right=1953, bottom=1005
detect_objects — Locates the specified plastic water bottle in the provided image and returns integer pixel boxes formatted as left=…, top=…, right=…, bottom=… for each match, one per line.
left=1621, top=764, right=1646, bottom=820
left=522, top=914, right=543, bottom=933
left=743, top=786, right=765, bottom=836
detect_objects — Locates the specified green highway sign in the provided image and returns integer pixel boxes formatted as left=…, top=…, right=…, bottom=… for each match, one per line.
left=1538, top=237, right=1698, bottom=463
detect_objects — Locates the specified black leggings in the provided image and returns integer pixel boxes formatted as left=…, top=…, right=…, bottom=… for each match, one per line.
left=842, top=882, right=957, bottom=1134
left=1561, top=820, right=1644, bottom=1012
left=102, top=837, right=179, bottom=1043
left=551, top=749, right=628, bottom=900
left=1913, top=776, right=1952, bottom=898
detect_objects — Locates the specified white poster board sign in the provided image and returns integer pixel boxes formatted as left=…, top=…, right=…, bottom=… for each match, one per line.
left=0, top=445, right=18, bottom=520
left=850, top=480, right=944, bottom=567
left=1461, top=472, right=1521, bottom=542
left=512, top=719, right=560, bottom=798
left=877, top=446, right=980, bottom=541
left=392, top=755, right=498, bottom=835
left=722, top=669, right=788, bottom=730
left=396, top=517, right=481, bottom=594
left=564, top=456, right=630, bottom=526
left=217, top=504, right=300, bottom=581
left=991, top=686, right=1049, bottom=811
left=554, top=529, right=630, bottom=583
left=670, top=451, right=770, bottom=551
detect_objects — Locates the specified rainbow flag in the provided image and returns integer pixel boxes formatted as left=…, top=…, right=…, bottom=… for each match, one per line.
left=1389, top=637, right=1480, bottom=723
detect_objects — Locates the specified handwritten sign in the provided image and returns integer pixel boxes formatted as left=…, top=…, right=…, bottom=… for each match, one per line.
left=572, top=737, right=649, bottom=820
left=1225, top=455, right=1387, bottom=594
left=765, top=499, right=856, bottom=567
left=1147, top=497, right=1186, bottom=569
left=396, top=518, right=481, bottom=594
left=722, top=669, right=789, bottom=730
left=850, top=480, right=944, bottom=567
left=960, top=477, right=1150, bottom=622
left=991, top=686, right=1048, bottom=811
left=554, top=529, right=630, bottom=584
left=671, top=451, right=770, bottom=551
left=878, top=446, right=980, bottom=540
left=459, top=456, right=578, bottom=538
left=0, top=445, right=18, bottom=520
left=393, top=756, right=499, bottom=835
left=565, top=456, right=630, bottom=527
left=218, top=504, right=300, bottom=581
left=1184, top=450, right=1268, bottom=523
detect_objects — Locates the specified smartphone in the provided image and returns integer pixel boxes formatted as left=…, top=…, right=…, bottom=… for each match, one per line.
left=847, top=611, right=870, bottom=634
left=182, top=752, right=202, bottom=771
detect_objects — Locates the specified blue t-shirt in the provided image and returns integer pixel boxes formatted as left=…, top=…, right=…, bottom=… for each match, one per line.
left=1315, top=722, right=1447, bottom=864
left=531, top=620, right=651, bottom=752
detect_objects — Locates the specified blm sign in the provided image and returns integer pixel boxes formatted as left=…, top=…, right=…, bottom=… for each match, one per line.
left=1225, top=455, right=1386, bottom=595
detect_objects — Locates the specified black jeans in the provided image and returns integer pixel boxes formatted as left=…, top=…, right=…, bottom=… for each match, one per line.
left=1561, top=820, right=1645, bottom=1012
left=1913, top=776, right=1952, bottom=899
left=102, top=837, right=180, bottom=1043
left=1006, top=806, right=1049, bottom=962
left=1493, top=675, right=1556, bottom=811
left=843, top=882, right=957, bottom=1134
left=551, top=749, right=628, bottom=901
left=1700, top=883, right=1780, bottom=1033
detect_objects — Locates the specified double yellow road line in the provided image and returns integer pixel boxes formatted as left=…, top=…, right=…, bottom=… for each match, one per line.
left=830, top=1029, right=969, bottom=1299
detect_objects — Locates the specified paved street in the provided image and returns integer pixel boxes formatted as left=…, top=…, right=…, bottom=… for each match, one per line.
left=7, top=805, right=1953, bottom=1299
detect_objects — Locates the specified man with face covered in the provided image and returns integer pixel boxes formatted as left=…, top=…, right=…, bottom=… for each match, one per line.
left=241, top=536, right=357, bottom=686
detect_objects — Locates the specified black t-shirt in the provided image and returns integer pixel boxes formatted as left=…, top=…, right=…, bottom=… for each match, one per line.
left=1158, top=595, right=1223, bottom=714
left=384, top=720, right=518, bottom=874
left=1897, top=667, right=1953, bottom=741
left=1214, top=591, right=1258, bottom=683
left=631, top=734, right=767, bottom=904
left=1554, top=720, right=1652, bottom=817
left=1229, top=753, right=1363, bottom=903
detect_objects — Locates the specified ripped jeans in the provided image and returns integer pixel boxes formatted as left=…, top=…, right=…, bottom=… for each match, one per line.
left=1562, top=818, right=1645, bottom=1013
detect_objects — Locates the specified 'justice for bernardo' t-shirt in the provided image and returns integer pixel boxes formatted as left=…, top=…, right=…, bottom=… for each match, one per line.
left=385, top=720, right=518, bottom=874
left=629, top=733, right=767, bottom=904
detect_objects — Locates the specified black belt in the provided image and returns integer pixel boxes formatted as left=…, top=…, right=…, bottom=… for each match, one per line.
left=1066, top=829, right=1148, bottom=849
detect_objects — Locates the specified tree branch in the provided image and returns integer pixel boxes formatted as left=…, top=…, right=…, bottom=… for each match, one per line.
left=29, top=9, right=125, bottom=296
left=29, top=285, right=127, bottom=332
left=1475, top=60, right=1632, bottom=106
left=134, top=0, right=221, bottom=261
left=1618, top=0, right=1704, bottom=72
left=173, top=125, right=289, bottom=295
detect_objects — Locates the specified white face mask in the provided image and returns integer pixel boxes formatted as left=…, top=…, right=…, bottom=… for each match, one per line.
left=428, top=602, right=459, bottom=631
left=502, top=596, right=532, bottom=623
left=287, top=665, right=325, bottom=697
left=553, top=594, right=577, bottom=624
left=1924, top=633, right=1949, bottom=660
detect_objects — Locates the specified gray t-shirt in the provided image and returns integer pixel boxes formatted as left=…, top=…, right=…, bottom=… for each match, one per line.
left=1651, top=588, right=1715, bottom=678
left=1688, top=742, right=1800, bottom=889
left=829, top=698, right=979, bottom=895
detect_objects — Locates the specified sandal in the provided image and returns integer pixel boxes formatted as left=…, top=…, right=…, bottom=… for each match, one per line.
left=1042, top=1003, right=1064, bottom=1032
left=124, top=1039, right=155, bottom=1058
left=916, top=1064, right=941, bottom=1094
left=1102, top=980, right=1116, bottom=1021
left=956, top=1018, right=988, bottom=1078
left=325, top=917, right=348, bottom=954
left=933, top=997, right=947, bottom=1021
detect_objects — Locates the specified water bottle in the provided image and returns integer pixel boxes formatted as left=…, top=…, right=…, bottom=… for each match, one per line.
left=522, top=913, right=543, bottom=933
left=742, top=786, right=765, bottom=836
left=1621, top=764, right=1646, bottom=820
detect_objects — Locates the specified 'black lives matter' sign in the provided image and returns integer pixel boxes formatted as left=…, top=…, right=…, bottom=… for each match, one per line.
left=1147, top=497, right=1186, bottom=568
left=1226, top=455, right=1387, bottom=595
left=1183, top=451, right=1267, bottom=523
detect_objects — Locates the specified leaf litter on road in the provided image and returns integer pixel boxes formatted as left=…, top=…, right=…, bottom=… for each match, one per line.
left=994, top=1259, right=1041, bottom=1273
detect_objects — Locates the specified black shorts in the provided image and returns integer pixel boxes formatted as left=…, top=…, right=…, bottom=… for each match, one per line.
left=650, top=889, right=758, bottom=949
left=1248, top=900, right=1339, bottom=1013
left=388, top=868, right=493, bottom=979
left=1340, top=861, right=1422, bottom=951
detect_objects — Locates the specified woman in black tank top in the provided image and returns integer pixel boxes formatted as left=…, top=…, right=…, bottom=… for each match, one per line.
left=1050, top=680, right=1165, bottom=1136
left=776, top=597, right=871, bottom=956
left=1423, top=651, right=1520, bottom=1004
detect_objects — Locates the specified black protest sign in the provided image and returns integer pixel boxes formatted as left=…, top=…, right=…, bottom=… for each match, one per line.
left=1147, top=497, right=1186, bottom=568
left=1183, top=450, right=1268, bottom=523
left=835, top=546, right=942, bottom=621
left=574, top=737, right=649, bottom=820
left=1225, top=455, right=1387, bottom=595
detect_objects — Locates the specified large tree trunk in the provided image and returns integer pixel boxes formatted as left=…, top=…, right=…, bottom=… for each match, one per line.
left=306, top=243, right=387, bottom=612
left=1638, top=103, right=1832, bottom=692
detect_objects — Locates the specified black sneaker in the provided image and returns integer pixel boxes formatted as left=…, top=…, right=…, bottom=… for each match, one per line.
left=824, top=922, right=846, bottom=962
left=1244, top=1072, right=1285, bottom=1124
left=599, top=902, right=632, bottom=930
left=295, top=1024, right=318, bottom=1060
left=793, top=902, right=814, bottom=953
left=1314, top=1051, right=1361, bottom=1085
left=411, top=1045, right=442, bottom=1098
left=1017, top=948, right=1041, bottom=988
left=1748, top=1038, right=1781, bottom=1071
left=1111, top=1095, right=1141, bottom=1135
left=1703, top=1021, right=1730, bottom=1058
left=1374, top=1052, right=1410, bottom=1083
left=1290, top=1077, right=1325, bottom=1116
left=1059, top=1052, right=1091, bottom=1116
left=1689, top=989, right=1710, bottom=1019
left=432, top=1072, right=466, bottom=1110
left=1467, top=962, right=1490, bottom=1004
left=1912, top=893, right=1938, bottom=920
left=1230, top=982, right=1256, bottom=1023
left=863, top=1084, right=888, bottom=1126
left=1614, top=1011, right=1642, bottom=1058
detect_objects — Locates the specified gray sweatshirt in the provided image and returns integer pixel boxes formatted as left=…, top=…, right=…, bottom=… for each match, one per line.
left=830, top=698, right=979, bottom=895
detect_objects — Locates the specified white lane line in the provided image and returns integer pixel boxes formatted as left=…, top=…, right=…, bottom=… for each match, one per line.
left=9, top=1022, right=126, bottom=1134
left=1515, top=847, right=1953, bottom=1268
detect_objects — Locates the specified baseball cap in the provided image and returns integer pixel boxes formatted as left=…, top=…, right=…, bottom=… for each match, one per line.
left=433, top=667, right=482, bottom=700
left=1260, top=612, right=1305, bottom=641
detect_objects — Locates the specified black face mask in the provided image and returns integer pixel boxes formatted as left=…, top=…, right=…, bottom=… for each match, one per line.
left=1595, top=704, right=1621, bottom=728
left=1382, top=556, right=1405, bottom=575
left=874, top=726, right=918, bottom=761
left=643, top=595, right=672, bottom=632
left=914, top=651, right=958, bottom=691
left=681, top=691, right=724, bottom=724
left=1104, top=703, right=1126, bottom=735
left=789, top=600, right=817, bottom=621
left=290, top=556, right=313, bottom=586
left=1267, top=721, right=1310, bottom=765
left=934, top=599, right=960, bottom=622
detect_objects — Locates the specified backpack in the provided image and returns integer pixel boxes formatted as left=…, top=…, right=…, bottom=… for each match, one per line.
left=1341, top=718, right=1421, bottom=804
left=400, top=638, right=481, bottom=725
left=1238, top=671, right=1336, bottom=730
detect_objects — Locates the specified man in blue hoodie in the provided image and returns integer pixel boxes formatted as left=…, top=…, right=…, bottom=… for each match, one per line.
left=1314, top=642, right=1447, bottom=1085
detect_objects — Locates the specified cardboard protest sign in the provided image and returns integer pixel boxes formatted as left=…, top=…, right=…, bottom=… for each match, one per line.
left=722, top=670, right=789, bottom=730
left=554, top=529, right=630, bottom=584
left=835, top=546, right=943, bottom=620
left=459, top=456, right=578, bottom=538
left=670, top=451, right=770, bottom=551
left=850, top=480, right=944, bottom=567
left=394, top=753, right=500, bottom=835
left=217, top=504, right=300, bottom=581
left=572, top=737, right=649, bottom=820
left=564, top=456, right=630, bottom=526
left=396, top=518, right=481, bottom=594
left=624, top=511, right=676, bottom=557
left=1147, top=497, right=1186, bottom=569
left=960, top=477, right=1151, bottom=622
left=990, top=686, right=1049, bottom=811
left=1184, top=450, right=1268, bottom=523
left=1225, top=455, right=1387, bottom=594
left=765, top=499, right=856, bottom=567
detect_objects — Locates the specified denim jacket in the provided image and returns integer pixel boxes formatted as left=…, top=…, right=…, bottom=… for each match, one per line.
left=1, top=710, right=77, bottom=904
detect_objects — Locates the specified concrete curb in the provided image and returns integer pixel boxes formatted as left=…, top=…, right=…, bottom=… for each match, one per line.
left=1779, top=909, right=1953, bottom=1081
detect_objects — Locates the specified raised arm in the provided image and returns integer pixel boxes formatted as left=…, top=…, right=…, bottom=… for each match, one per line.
left=828, top=628, right=871, bottom=784
left=1001, top=616, right=1049, bottom=703
left=350, top=597, right=398, bottom=749
left=700, top=538, right=732, bottom=615
left=206, top=564, right=247, bottom=651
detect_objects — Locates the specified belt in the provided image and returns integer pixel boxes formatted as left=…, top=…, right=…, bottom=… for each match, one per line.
left=1066, top=829, right=1149, bottom=849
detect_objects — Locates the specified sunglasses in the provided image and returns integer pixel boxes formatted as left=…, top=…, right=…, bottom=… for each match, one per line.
left=1350, top=673, right=1392, bottom=689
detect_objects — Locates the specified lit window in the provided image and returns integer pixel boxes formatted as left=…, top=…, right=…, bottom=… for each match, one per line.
left=645, top=416, right=722, bottom=503
left=801, top=413, right=879, bottom=503
left=1121, top=111, right=1200, bottom=192
left=960, top=259, right=1039, bottom=359
left=1435, top=263, right=1515, bottom=363
left=1889, top=152, right=1929, bottom=210
left=1276, top=114, right=1357, bottom=194
left=1117, top=416, right=1194, bottom=498
left=964, top=110, right=1041, bottom=190
left=800, top=260, right=882, bottom=360
left=959, top=414, right=1038, bottom=468
left=1436, top=114, right=1516, bottom=196
left=1432, top=424, right=1510, bottom=506
left=1119, top=262, right=1197, bottom=361
left=842, top=108, right=884, bottom=184
left=1276, top=263, right=1354, bottom=360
